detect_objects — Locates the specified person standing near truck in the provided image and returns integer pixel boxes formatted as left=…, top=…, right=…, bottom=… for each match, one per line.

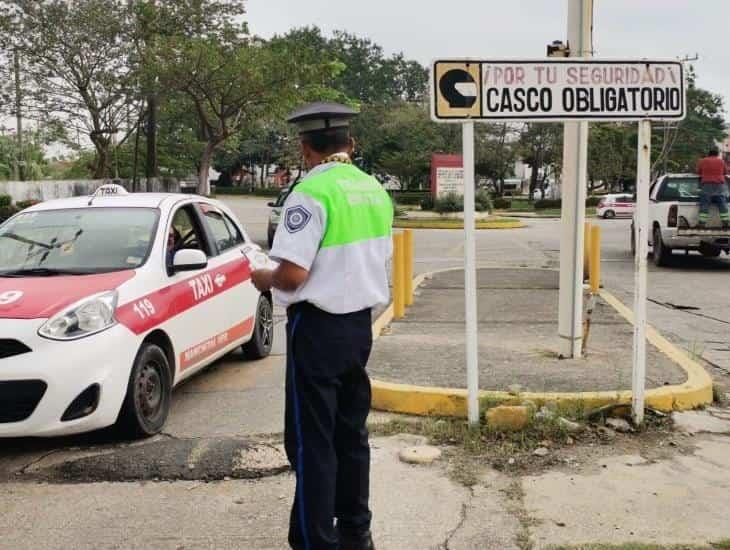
left=696, top=147, right=729, bottom=228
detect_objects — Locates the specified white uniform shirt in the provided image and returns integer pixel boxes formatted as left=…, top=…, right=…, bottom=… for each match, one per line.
left=269, top=162, right=392, bottom=314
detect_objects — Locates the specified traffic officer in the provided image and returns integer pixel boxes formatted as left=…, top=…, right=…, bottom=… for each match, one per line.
left=251, top=102, right=393, bottom=550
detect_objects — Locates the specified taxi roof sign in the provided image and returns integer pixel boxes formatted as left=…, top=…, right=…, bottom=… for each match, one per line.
left=431, top=58, right=686, bottom=123
left=88, top=184, right=129, bottom=205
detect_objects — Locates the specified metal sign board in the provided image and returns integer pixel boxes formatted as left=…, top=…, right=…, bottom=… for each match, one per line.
left=431, top=59, right=686, bottom=122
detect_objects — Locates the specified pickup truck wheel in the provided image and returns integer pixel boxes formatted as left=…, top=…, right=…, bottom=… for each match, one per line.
left=699, top=242, right=722, bottom=258
left=603, top=210, right=616, bottom=219
left=652, top=227, right=672, bottom=267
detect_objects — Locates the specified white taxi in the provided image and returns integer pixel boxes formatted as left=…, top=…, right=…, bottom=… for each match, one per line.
left=0, top=185, right=273, bottom=438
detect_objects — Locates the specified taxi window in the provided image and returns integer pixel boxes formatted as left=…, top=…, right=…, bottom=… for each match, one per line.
left=168, top=206, right=205, bottom=254
left=200, top=206, right=238, bottom=253
left=0, top=208, right=159, bottom=275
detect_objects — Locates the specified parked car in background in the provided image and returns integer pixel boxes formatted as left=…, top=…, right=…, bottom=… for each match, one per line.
left=267, top=186, right=290, bottom=248
left=0, top=184, right=274, bottom=438
left=596, top=194, right=635, bottom=219
left=631, top=174, right=730, bottom=266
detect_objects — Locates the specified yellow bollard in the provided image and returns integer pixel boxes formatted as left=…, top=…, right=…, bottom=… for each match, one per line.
left=589, top=225, right=601, bottom=293
left=392, top=232, right=405, bottom=319
left=583, top=221, right=592, bottom=281
left=403, top=229, right=414, bottom=306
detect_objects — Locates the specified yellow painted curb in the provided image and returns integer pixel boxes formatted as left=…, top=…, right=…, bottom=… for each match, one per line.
left=369, top=272, right=713, bottom=417
left=393, top=219, right=524, bottom=230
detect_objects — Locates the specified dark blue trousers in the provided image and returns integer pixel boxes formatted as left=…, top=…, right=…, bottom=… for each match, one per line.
left=285, top=302, right=373, bottom=550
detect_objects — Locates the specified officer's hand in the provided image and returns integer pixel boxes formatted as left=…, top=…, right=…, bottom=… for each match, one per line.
left=251, top=269, right=273, bottom=293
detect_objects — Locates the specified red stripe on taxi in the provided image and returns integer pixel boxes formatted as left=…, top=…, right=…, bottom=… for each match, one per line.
left=179, top=317, right=254, bottom=371
left=116, top=257, right=251, bottom=335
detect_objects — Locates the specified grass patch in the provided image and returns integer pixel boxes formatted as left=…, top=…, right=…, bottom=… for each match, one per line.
left=548, top=543, right=730, bottom=549
left=393, top=217, right=523, bottom=230
left=370, top=414, right=573, bottom=457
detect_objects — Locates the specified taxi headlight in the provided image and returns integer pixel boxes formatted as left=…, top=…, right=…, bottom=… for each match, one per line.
left=39, top=291, right=118, bottom=341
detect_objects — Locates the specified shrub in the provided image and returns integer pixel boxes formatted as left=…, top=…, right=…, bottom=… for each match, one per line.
left=534, top=199, right=562, bottom=210
left=434, top=193, right=464, bottom=213
left=15, top=199, right=40, bottom=210
left=585, top=196, right=602, bottom=207
left=492, top=197, right=512, bottom=210
left=419, top=194, right=435, bottom=211
left=475, top=190, right=493, bottom=212
left=390, top=191, right=430, bottom=205
left=0, top=195, right=11, bottom=208
left=0, top=205, right=19, bottom=223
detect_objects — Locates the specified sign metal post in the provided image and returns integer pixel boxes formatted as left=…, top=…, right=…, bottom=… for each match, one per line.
left=632, top=119, right=652, bottom=424
left=462, top=121, right=479, bottom=425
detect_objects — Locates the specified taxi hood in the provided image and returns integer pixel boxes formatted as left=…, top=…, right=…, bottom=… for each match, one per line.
left=0, top=271, right=135, bottom=319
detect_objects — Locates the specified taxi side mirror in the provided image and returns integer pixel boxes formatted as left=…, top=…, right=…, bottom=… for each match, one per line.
left=173, top=249, right=208, bottom=272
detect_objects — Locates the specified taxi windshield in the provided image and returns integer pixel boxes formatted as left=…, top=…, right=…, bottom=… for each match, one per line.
left=0, top=207, right=159, bottom=276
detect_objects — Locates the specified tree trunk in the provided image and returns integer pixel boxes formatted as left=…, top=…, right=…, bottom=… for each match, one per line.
left=145, top=94, right=159, bottom=178
left=529, top=162, right=539, bottom=202
left=91, top=135, right=111, bottom=178
left=13, top=49, right=23, bottom=181
left=198, top=142, right=216, bottom=196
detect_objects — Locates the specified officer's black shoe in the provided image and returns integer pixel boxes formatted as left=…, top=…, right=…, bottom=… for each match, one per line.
left=338, top=530, right=375, bottom=550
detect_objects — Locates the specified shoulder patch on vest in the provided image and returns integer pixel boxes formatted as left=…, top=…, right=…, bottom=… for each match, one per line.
left=284, top=205, right=312, bottom=233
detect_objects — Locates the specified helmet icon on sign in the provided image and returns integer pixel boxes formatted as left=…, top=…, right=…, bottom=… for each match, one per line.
left=439, top=69, right=478, bottom=109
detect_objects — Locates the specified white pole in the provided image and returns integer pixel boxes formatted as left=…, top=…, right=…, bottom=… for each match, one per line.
left=632, top=120, right=651, bottom=425
left=558, top=0, right=593, bottom=358
left=463, top=121, right=479, bottom=425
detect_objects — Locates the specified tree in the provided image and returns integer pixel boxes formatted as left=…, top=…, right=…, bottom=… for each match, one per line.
left=353, top=102, right=460, bottom=190
left=128, top=0, right=248, bottom=180
left=518, top=123, right=562, bottom=199
left=8, top=0, right=141, bottom=178
left=156, top=30, right=340, bottom=194
left=474, top=123, right=520, bottom=195
left=588, top=123, right=636, bottom=193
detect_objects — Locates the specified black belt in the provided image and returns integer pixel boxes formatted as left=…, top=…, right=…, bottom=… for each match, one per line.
left=287, top=301, right=371, bottom=320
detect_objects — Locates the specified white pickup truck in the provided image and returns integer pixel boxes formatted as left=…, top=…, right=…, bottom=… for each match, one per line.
left=631, top=173, right=730, bottom=266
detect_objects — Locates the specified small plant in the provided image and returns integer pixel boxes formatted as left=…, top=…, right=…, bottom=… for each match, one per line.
left=0, top=195, right=11, bottom=208
left=535, top=198, right=562, bottom=210
left=419, top=194, right=435, bottom=211
left=15, top=199, right=41, bottom=210
left=493, top=197, right=512, bottom=209
left=434, top=193, right=464, bottom=213
left=475, top=190, right=493, bottom=212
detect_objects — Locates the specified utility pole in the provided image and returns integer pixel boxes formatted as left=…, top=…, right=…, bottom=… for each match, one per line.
left=558, top=0, right=593, bottom=358
left=13, top=48, right=23, bottom=181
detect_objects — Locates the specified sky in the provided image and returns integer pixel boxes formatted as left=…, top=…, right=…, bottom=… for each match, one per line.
left=247, top=0, right=730, bottom=110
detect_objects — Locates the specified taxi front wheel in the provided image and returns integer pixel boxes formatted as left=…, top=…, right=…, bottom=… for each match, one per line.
left=243, top=295, right=274, bottom=360
left=117, top=343, right=172, bottom=438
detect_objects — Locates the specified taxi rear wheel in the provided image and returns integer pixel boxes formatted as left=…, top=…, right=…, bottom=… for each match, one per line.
left=117, top=343, right=172, bottom=438
left=243, top=295, right=274, bottom=360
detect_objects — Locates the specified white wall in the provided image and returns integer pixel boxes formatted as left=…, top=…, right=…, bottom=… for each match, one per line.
left=0, top=178, right=180, bottom=202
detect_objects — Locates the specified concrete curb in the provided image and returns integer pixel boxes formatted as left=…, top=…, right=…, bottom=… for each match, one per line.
left=369, top=269, right=714, bottom=417
left=393, top=219, right=525, bottom=230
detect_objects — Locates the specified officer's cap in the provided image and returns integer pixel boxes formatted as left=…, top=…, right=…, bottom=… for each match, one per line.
left=287, top=102, right=358, bottom=135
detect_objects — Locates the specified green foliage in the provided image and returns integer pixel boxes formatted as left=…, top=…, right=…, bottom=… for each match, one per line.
left=493, top=197, right=512, bottom=209
left=475, top=190, right=493, bottom=212
left=434, top=193, right=463, bottom=213
left=419, top=194, right=435, bottom=211
left=390, top=191, right=429, bottom=205
left=586, top=196, right=602, bottom=207
left=15, top=199, right=40, bottom=210
left=0, top=195, right=11, bottom=207
left=214, top=187, right=281, bottom=197
left=535, top=199, right=562, bottom=210
left=0, top=205, right=18, bottom=223
left=353, top=102, right=460, bottom=190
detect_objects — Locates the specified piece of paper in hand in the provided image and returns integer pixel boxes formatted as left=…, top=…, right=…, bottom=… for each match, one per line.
left=242, top=246, right=279, bottom=271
